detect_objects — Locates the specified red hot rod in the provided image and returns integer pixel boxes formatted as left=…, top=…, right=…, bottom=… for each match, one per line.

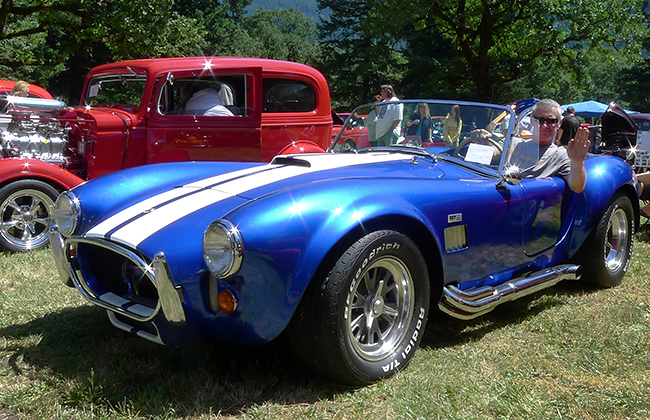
left=0, top=57, right=333, bottom=251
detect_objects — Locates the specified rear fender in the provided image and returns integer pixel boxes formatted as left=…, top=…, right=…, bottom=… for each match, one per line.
left=568, top=156, right=638, bottom=255
left=275, top=140, right=326, bottom=156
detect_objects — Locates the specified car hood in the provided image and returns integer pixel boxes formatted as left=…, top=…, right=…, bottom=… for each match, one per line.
left=72, top=152, right=446, bottom=252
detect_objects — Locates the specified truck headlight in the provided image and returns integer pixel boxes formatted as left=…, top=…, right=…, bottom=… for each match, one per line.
left=54, top=191, right=81, bottom=237
left=203, top=220, right=243, bottom=278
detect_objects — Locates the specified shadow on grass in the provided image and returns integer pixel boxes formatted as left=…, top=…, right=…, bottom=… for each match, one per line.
left=0, top=275, right=611, bottom=417
left=0, top=306, right=347, bottom=417
left=421, top=278, right=598, bottom=350
left=636, top=218, right=650, bottom=243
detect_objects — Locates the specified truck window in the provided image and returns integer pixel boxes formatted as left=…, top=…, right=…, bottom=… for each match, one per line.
left=263, top=78, right=316, bottom=113
left=85, top=74, right=147, bottom=108
left=158, top=75, right=247, bottom=117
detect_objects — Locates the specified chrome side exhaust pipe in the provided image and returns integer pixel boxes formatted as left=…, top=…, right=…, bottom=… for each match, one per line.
left=439, top=264, right=582, bottom=320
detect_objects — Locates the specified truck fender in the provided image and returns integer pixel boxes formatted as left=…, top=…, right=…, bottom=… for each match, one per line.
left=275, top=140, right=326, bottom=156
left=0, top=158, right=85, bottom=191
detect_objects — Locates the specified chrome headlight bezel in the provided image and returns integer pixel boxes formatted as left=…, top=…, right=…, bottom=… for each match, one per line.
left=54, top=191, right=81, bottom=237
left=202, top=219, right=243, bottom=279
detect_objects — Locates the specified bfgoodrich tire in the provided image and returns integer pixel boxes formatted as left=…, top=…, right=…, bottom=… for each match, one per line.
left=579, top=193, right=634, bottom=288
left=288, top=230, right=430, bottom=385
left=0, top=180, right=59, bottom=252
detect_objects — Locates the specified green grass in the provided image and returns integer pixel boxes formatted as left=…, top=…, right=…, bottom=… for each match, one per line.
left=2, top=231, right=650, bottom=419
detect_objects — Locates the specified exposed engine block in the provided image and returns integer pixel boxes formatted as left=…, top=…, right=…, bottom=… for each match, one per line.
left=0, top=96, right=70, bottom=163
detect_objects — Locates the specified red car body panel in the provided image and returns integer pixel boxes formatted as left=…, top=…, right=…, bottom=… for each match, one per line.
left=0, top=158, right=84, bottom=190
left=0, top=80, right=54, bottom=100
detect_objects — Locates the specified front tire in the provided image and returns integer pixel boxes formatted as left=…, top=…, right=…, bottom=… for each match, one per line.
left=288, top=230, right=430, bottom=385
left=579, top=193, right=634, bottom=288
left=0, top=180, right=59, bottom=252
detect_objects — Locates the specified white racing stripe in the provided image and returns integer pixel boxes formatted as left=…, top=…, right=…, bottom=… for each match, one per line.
left=86, top=164, right=267, bottom=239
left=89, top=153, right=410, bottom=248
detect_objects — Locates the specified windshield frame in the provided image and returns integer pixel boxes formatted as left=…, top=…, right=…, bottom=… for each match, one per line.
left=328, top=99, right=517, bottom=174
left=83, top=71, right=148, bottom=110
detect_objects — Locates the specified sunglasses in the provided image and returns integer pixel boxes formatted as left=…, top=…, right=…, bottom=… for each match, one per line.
left=533, top=116, right=559, bottom=125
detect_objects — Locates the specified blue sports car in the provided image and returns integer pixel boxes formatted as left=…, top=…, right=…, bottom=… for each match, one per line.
left=50, top=100, right=639, bottom=385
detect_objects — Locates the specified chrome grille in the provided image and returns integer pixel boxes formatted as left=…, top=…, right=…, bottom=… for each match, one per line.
left=67, top=237, right=161, bottom=322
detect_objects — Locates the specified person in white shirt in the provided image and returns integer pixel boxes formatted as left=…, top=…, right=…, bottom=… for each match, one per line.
left=375, top=84, right=403, bottom=146
left=184, top=86, right=233, bottom=117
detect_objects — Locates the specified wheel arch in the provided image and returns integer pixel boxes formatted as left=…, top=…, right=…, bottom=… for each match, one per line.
left=616, top=183, right=640, bottom=232
left=0, top=159, right=85, bottom=193
left=296, top=213, right=445, bottom=315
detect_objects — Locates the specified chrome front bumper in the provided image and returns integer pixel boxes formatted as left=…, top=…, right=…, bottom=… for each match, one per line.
left=48, top=225, right=186, bottom=324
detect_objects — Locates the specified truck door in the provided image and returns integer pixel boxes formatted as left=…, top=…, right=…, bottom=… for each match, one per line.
left=146, top=67, right=263, bottom=163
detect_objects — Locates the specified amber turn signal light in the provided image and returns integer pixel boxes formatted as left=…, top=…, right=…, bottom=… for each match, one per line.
left=218, top=290, right=238, bottom=314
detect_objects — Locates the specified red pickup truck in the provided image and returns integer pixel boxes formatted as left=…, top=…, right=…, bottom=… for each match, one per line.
left=0, top=57, right=333, bottom=251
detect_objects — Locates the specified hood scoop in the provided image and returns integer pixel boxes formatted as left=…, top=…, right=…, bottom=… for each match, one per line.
left=271, top=156, right=312, bottom=167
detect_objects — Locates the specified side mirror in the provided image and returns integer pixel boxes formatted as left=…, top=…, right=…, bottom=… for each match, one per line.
left=498, top=165, right=522, bottom=186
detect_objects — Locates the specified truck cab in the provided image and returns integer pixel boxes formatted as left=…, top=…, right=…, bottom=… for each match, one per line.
left=73, top=57, right=333, bottom=179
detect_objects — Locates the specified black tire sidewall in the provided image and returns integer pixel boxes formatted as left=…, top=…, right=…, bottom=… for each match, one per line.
left=0, top=179, right=59, bottom=252
left=332, top=230, right=430, bottom=384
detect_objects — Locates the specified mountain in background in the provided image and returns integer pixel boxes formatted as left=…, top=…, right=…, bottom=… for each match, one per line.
left=248, top=0, right=323, bottom=21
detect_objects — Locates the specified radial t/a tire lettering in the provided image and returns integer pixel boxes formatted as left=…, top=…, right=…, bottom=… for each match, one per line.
left=288, top=230, right=430, bottom=385
left=0, top=180, right=59, bottom=252
left=579, top=193, right=634, bottom=288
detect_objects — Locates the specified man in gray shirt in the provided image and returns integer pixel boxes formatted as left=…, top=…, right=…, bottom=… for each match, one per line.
left=509, top=99, right=590, bottom=193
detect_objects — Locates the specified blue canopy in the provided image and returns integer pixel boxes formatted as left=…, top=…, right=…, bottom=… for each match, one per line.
left=562, top=100, right=638, bottom=118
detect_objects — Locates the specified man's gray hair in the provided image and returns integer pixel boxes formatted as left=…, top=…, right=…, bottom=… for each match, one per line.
left=532, top=98, right=563, bottom=119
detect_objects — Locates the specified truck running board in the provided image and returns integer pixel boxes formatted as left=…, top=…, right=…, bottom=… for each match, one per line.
left=438, top=264, right=582, bottom=320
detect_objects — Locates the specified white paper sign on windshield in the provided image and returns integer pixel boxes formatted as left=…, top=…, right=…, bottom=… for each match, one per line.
left=465, top=143, right=496, bottom=165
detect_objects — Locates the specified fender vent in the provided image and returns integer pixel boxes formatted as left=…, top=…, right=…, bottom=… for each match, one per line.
left=444, top=225, right=467, bottom=253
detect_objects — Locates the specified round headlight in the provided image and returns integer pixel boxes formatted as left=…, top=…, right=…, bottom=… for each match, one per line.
left=203, top=219, right=243, bottom=278
left=54, top=191, right=81, bottom=237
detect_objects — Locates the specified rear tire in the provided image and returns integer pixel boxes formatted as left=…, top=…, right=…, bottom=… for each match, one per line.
left=343, top=139, right=357, bottom=150
left=579, top=193, right=634, bottom=288
left=0, top=180, right=59, bottom=252
left=288, top=230, right=430, bottom=385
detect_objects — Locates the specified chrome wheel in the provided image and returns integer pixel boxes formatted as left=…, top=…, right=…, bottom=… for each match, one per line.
left=605, top=207, right=629, bottom=273
left=346, top=256, right=414, bottom=362
left=287, top=230, right=429, bottom=385
left=579, top=193, right=633, bottom=288
left=0, top=188, right=55, bottom=251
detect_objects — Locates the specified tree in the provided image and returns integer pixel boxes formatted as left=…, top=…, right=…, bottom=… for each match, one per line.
left=620, top=2, right=650, bottom=112
left=0, top=0, right=90, bottom=84
left=357, top=0, right=646, bottom=102
left=173, top=0, right=319, bottom=64
left=0, top=0, right=207, bottom=99
left=242, top=8, right=321, bottom=64
left=317, top=0, right=407, bottom=110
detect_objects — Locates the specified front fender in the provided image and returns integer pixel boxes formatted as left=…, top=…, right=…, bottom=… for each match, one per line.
left=227, top=178, right=443, bottom=339
left=0, top=158, right=85, bottom=190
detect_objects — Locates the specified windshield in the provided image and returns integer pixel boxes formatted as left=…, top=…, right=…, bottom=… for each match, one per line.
left=84, top=73, right=147, bottom=108
left=329, top=99, right=516, bottom=171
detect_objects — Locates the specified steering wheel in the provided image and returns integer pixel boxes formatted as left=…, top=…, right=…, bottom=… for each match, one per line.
left=452, top=131, right=504, bottom=158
